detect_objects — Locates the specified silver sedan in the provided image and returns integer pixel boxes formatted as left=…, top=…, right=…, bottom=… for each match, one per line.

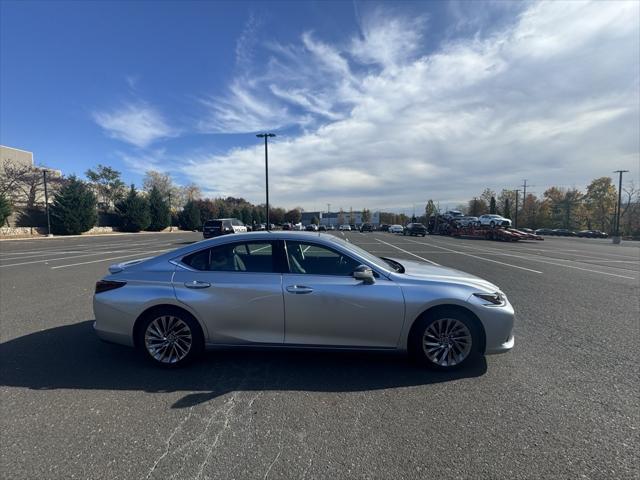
left=93, top=232, right=514, bottom=370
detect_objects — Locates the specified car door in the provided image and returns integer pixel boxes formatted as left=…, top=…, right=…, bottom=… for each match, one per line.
left=282, top=240, right=405, bottom=348
left=172, top=240, right=284, bottom=344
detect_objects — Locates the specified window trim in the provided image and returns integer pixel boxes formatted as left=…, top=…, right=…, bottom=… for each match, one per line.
left=177, top=240, right=281, bottom=274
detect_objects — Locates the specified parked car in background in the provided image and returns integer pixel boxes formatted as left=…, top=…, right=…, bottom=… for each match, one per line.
left=478, top=214, right=512, bottom=228
left=202, top=218, right=247, bottom=238
left=282, top=223, right=292, bottom=231
left=577, top=230, right=609, bottom=238
left=305, top=224, right=319, bottom=231
left=519, top=228, right=534, bottom=233
left=318, top=225, right=327, bottom=231
left=388, top=224, right=404, bottom=234
left=327, top=225, right=336, bottom=231
left=379, top=224, right=390, bottom=232
left=534, top=228, right=554, bottom=235
left=350, top=224, right=357, bottom=231
left=403, top=223, right=427, bottom=236
left=94, top=231, right=515, bottom=370
left=339, top=224, right=351, bottom=231
left=552, top=229, right=576, bottom=237
left=360, top=223, right=374, bottom=232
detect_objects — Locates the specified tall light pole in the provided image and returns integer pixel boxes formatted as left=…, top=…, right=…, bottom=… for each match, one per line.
left=613, top=170, right=629, bottom=243
left=256, top=133, right=276, bottom=230
left=42, top=169, right=52, bottom=237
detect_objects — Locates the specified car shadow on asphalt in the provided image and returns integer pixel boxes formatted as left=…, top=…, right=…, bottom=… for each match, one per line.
left=0, top=320, right=487, bottom=409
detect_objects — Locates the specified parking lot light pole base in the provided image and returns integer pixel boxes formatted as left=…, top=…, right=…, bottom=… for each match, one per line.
left=612, top=236, right=621, bottom=245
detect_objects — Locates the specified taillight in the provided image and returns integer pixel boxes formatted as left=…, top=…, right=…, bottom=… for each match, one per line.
left=95, top=280, right=127, bottom=294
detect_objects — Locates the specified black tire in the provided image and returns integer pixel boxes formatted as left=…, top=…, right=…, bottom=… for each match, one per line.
left=136, top=307, right=204, bottom=368
left=409, top=308, right=482, bottom=371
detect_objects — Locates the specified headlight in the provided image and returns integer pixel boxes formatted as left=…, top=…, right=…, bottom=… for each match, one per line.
left=473, top=292, right=506, bottom=306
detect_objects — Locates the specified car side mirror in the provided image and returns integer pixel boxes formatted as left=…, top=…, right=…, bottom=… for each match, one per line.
left=353, top=265, right=375, bottom=284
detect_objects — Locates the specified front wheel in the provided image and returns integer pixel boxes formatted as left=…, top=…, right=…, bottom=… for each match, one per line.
left=409, top=310, right=481, bottom=370
left=137, top=308, right=204, bottom=368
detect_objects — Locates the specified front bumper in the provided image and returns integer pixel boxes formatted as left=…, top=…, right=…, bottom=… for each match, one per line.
left=486, top=333, right=515, bottom=355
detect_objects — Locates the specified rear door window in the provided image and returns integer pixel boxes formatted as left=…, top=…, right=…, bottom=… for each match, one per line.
left=182, top=241, right=276, bottom=273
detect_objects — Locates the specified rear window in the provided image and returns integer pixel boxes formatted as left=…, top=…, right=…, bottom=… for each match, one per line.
left=204, top=220, right=222, bottom=227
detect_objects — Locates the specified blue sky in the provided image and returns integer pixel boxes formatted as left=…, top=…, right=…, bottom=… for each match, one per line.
left=1, top=0, right=638, bottom=212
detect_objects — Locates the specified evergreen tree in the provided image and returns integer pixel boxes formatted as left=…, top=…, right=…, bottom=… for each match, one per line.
left=147, top=186, right=170, bottom=231
left=503, top=198, right=511, bottom=220
left=179, top=200, right=202, bottom=230
left=489, top=196, right=497, bottom=214
left=50, top=176, right=97, bottom=235
left=116, top=185, right=151, bottom=232
left=0, top=192, right=12, bottom=226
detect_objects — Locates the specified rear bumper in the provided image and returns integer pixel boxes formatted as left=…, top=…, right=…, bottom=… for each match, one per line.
left=93, top=321, right=134, bottom=346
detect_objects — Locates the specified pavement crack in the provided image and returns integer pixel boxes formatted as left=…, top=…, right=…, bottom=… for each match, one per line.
left=145, top=407, right=195, bottom=480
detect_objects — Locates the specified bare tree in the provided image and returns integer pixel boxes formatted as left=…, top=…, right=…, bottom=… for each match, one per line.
left=0, top=160, right=31, bottom=203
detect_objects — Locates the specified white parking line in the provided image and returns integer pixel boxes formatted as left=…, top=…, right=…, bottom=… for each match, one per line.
left=423, top=237, right=636, bottom=280
left=0, top=245, right=167, bottom=268
left=399, top=238, right=543, bottom=274
left=0, top=240, right=165, bottom=259
left=51, top=249, right=171, bottom=269
left=374, top=239, right=440, bottom=266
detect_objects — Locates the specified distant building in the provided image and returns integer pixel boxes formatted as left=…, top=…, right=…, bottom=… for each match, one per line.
left=0, top=145, right=62, bottom=206
left=300, top=210, right=380, bottom=226
left=0, top=145, right=34, bottom=170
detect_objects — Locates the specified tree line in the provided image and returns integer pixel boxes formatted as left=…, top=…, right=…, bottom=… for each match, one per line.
left=1, top=163, right=637, bottom=237
left=0, top=163, right=304, bottom=234
left=446, top=177, right=639, bottom=235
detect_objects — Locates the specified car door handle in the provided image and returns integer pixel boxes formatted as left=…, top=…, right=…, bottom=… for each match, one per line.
left=184, top=280, right=211, bottom=289
left=286, top=285, right=313, bottom=294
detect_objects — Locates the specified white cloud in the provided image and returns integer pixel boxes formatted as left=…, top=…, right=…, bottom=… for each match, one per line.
left=187, top=0, right=638, bottom=210
left=93, top=102, right=176, bottom=148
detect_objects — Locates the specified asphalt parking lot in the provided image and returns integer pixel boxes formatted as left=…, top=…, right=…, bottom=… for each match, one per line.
left=1, top=231, right=638, bottom=479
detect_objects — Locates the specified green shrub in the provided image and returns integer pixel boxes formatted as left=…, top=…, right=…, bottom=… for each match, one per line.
left=116, top=185, right=151, bottom=232
left=50, top=177, right=97, bottom=235
left=0, top=192, right=12, bottom=226
left=147, top=186, right=170, bottom=231
left=179, top=200, right=202, bottom=231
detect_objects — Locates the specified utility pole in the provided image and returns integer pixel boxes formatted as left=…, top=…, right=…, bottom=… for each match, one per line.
left=513, top=189, right=520, bottom=229
left=520, top=180, right=535, bottom=228
left=613, top=170, right=629, bottom=243
left=256, top=133, right=276, bottom=230
left=42, top=170, right=52, bottom=237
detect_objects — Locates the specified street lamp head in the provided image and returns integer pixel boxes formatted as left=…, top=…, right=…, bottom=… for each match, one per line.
left=256, top=133, right=276, bottom=138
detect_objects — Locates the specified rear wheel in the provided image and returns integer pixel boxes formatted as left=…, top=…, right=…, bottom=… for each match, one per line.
left=409, top=309, right=481, bottom=370
left=137, top=308, right=204, bottom=367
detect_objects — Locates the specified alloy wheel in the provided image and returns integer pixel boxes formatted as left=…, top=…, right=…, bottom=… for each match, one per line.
left=144, top=315, right=193, bottom=364
left=422, top=318, right=472, bottom=367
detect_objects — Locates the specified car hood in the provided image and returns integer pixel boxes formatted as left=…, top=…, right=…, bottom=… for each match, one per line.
left=389, top=258, right=501, bottom=292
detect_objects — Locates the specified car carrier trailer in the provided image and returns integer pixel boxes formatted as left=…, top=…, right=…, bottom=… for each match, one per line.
left=451, top=224, right=544, bottom=241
